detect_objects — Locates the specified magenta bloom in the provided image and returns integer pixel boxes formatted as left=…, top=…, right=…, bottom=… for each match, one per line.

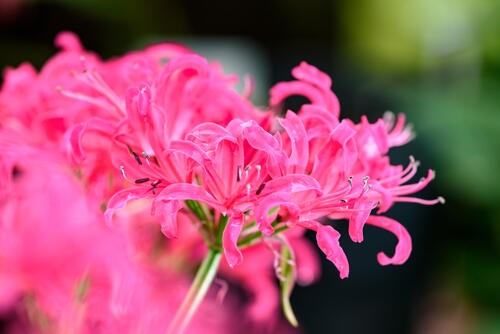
left=0, top=32, right=443, bottom=331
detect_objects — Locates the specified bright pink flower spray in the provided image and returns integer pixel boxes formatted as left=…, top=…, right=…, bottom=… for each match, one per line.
left=0, top=32, right=444, bottom=333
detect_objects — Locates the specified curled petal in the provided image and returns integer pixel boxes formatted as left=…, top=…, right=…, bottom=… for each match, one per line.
left=366, top=216, right=412, bottom=266
left=255, top=193, right=300, bottom=235
left=105, top=187, right=152, bottom=226
left=316, top=225, right=349, bottom=279
left=144, top=42, right=191, bottom=61
left=156, top=200, right=183, bottom=238
left=241, top=120, right=288, bottom=177
left=187, top=122, right=236, bottom=148
left=292, top=61, right=332, bottom=89
left=55, top=31, right=83, bottom=52
left=349, top=200, right=377, bottom=243
left=154, top=183, right=221, bottom=210
left=270, top=81, right=327, bottom=110
left=262, top=174, right=322, bottom=196
left=167, top=140, right=210, bottom=167
left=279, top=110, right=309, bottom=172
left=223, top=213, right=244, bottom=267
left=331, top=120, right=358, bottom=175
left=64, top=117, right=116, bottom=164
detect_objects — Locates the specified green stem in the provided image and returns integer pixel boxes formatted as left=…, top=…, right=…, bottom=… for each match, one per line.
left=238, top=225, right=289, bottom=248
left=167, top=248, right=222, bottom=334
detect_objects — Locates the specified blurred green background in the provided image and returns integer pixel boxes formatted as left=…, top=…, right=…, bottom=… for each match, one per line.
left=1, top=0, right=499, bottom=333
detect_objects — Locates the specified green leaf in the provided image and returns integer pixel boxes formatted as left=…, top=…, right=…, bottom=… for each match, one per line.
left=280, top=244, right=298, bottom=327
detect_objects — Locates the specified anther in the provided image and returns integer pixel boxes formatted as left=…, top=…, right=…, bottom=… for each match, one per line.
left=151, top=179, right=162, bottom=194
left=246, top=184, right=251, bottom=196
left=132, top=151, right=142, bottom=165
left=135, top=178, right=150, bottom=184
left=141, top=152, right=150, bottom=159
left=340, top=199, right=348, bottom=203
left=151, top=180, right=162, bottom=187
left=256, top=182, right=266, bottom=195
left=437, top=196, right=446, bottom=204
left=237, top=165, right=242, bottom=182
left=347, top=176, right=353, bottom=187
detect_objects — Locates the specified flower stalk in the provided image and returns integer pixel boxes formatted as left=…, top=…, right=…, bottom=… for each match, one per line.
left=167, top=213, right=228, bottom=334
left=167, top=248, right=221, bottom=334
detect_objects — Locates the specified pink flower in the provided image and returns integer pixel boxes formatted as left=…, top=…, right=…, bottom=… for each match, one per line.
left=1, top=32, right=443, bottom=331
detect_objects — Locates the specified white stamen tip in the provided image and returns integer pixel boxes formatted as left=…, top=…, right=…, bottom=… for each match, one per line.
left=437, top=196, right=446, bottom=204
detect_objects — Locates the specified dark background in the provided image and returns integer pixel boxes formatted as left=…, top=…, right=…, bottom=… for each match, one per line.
left=1, top=0, right=499, bottom=333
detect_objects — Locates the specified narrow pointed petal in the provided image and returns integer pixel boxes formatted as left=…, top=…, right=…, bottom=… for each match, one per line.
left=316, top=225, right=349, bottom=279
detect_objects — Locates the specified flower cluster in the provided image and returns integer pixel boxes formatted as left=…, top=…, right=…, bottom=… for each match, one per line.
left=0, top=32, right=442, bottom=332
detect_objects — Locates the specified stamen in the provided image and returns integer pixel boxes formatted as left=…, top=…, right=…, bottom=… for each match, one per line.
left=347, top=176, right=353, bottom=187
left=120, top=166, right=133, bottom=183
left=127, top=147, right=142, bottom=166
left=437, top=196, right=446, bottom=204
left=255, top=164, right=261, bottom=179
left=246, top=183, right=251, bottom=196
left=141, top=152, right=151, bottom=167
left=256, top=182, right=266, bottom=195
left=135, top=178, right=150, bottom=184
left=363, top=176, right=370, bottom=186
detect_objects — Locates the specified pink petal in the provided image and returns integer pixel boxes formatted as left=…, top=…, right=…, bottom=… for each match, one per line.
left=366, top=216, right=412, bottom=265
left=331, top=120, right=358, bottom=175
left=279, top=110, right=309, bottom=172
left=156, top=200, right=183, bottom=238
left=64, top=117, right=116, bottom=164
left=241, top=120, right=288, bottom=177
left=261, top=174, right=322, bottom=196
left=105, top=187, right=152, bottom=226
left=222, top=213, right=244, bottom=267
left=348, top=200, right=376, bottom=243
left=316, top=225, right=349, bottom=279
left=54, top=31, right=83, bottom=52
left=154, top=183, right=221, bottom=210
left=291, top=61, right=332, bottom=89
left=255, top=193, right=300, bottom=235
left=167, top=140, right=210, bottom=167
